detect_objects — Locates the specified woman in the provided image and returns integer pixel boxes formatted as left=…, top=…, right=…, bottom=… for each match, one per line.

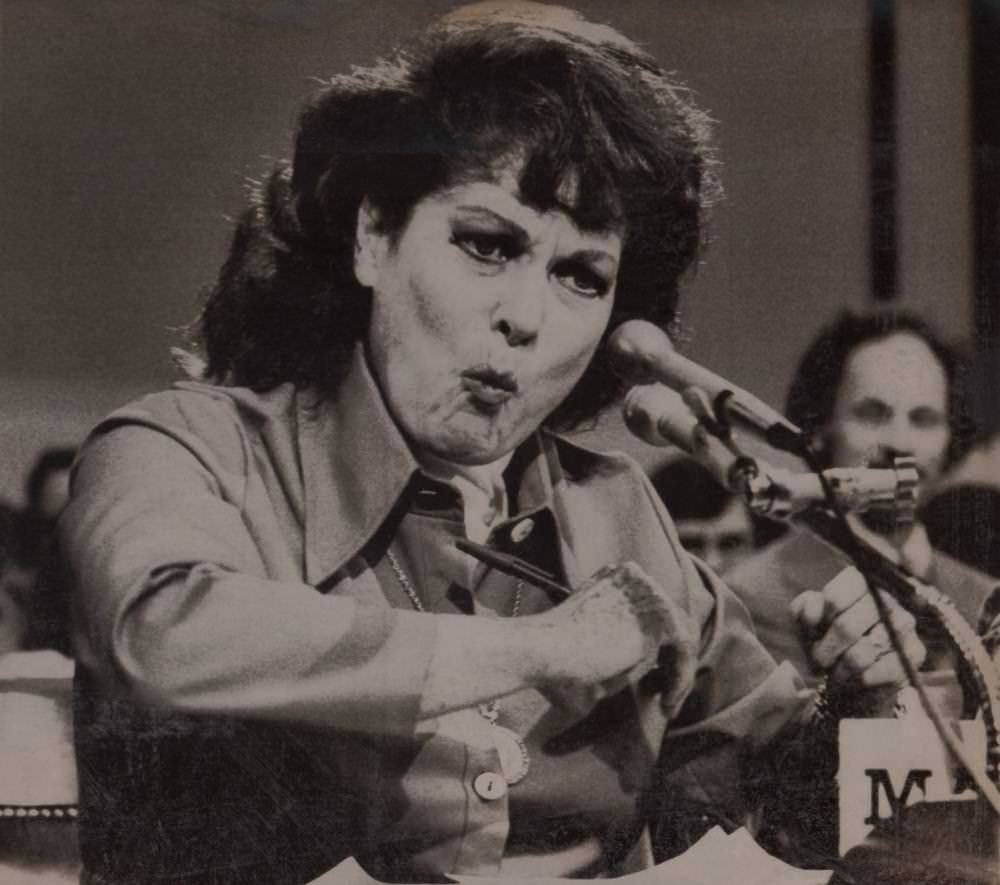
left=61, top=4, right=923, bottom=883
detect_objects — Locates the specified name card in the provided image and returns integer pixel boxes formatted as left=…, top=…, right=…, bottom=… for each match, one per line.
left=838, top=716, right=986, bottom=855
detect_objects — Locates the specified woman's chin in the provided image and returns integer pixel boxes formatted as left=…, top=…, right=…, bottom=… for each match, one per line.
left=424, top=437, right=515, bottom=466
left=416, top=415, right=524, bottom=465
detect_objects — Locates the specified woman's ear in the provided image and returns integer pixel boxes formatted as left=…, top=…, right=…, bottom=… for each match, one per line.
left=354, top=197, right=386, bottom=289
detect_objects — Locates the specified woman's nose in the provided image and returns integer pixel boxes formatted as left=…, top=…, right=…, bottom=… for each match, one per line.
left=491, top=274, right=544, bottom=347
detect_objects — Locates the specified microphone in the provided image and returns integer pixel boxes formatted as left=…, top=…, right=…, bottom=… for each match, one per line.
left=623, top=383, right=740, bottom=492
left=624, top=383, right=919, bottom=520
left=608, top=320, right=804, bottom=454
left=622, top=383, right=699, bottom=450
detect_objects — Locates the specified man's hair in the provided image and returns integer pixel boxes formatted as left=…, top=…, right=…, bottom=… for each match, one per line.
left=650, top=457, right=733, bottom=521
left=784, top=310, right=975, bottom=467
left=649, top=457, right=783, bottom=549
left=197, top=3, right=719, bottom=430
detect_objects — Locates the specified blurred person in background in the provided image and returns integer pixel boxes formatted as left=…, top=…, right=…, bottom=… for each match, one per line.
left=24, top=448, right=75, bottom=547
left=19, top=448, right=76, bottom=657
left=0, top=496, right=78, bottom=882
left=941, top=346, right=1000, bottom=491
left=921, top=483, right=1000, bottom=580
left=648, top=456, right=775, bottom=577
left=0, top=446, right=78, bottom=658
left=727, top=310, right=997, bottom=689
left=0, top=503, right=32, bottom=658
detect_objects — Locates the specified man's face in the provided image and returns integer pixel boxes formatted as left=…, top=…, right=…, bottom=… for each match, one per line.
left=825, top=332, right=951, bottom=486
left=676, top=498, right=754, bottom=576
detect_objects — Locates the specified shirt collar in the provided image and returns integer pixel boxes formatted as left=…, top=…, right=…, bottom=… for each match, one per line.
left=293, top=342, right=604, bottom=588
left=297, top=344, right=419, bottom=585
left=417, top=450, right=514, bottom=544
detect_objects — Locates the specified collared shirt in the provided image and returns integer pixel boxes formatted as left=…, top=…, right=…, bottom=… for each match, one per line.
left=63, top=344, right=811, bottom=884
left=415, top=449, right=513, bottom=545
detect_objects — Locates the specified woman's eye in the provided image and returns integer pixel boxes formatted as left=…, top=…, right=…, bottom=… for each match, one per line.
left=453, top=232, right=514, bottom=264
left=554, top=261, right=610, bottom=298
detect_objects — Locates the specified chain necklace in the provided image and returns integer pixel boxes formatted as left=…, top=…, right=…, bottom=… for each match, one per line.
left=385, top=548, right=531, bottom=785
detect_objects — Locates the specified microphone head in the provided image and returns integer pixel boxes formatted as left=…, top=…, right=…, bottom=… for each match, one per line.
left=623, top=383, right=696, bottom=450
left=607, top=320, right=676, bottom=385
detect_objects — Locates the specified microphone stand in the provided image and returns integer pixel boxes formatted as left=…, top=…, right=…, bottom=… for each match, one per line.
left=667, top=384, right=1000, bottom=819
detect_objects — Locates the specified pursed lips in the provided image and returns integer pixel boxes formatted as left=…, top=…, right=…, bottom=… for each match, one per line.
left=460, top=366, right=519, bottom=406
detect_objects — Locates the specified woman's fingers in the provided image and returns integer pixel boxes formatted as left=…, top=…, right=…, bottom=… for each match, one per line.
left=537, top=560, right=698, bottom=714
left=792, top=567, right=869, bottom=629
left=789, top=590, right=826, bottom=631
left=793, top=567, right=924, bottom=689
left=868, top=628, right=927, bottom=687
left=829, top=623, right=891, bottom=677
left=831, top=625, right=926, bottom=689
left=809, top=598, right=882, bottom=669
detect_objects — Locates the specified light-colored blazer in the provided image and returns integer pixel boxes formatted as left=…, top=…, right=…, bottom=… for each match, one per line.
left=62, top=345, right=810, bottom=884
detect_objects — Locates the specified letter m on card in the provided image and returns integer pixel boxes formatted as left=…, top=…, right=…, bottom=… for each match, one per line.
left=838, top=719, right=985, bottom=854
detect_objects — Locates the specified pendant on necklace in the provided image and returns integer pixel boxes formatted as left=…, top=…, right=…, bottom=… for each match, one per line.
left=491, top=723, right=531, bottom=785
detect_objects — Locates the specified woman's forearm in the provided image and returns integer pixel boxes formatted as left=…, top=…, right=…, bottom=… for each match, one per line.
left=417, top=615, right=551, bottom=718
left=419, top=562, right=697, bottom=719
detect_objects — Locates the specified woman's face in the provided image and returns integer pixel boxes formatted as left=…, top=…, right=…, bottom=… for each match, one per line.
left=357, top=170, right=621, bottom=464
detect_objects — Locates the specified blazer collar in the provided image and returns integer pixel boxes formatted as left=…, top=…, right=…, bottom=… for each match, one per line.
left=298, top=345, right=419, bottom=585
left=295, top=342, right=608, bottom=589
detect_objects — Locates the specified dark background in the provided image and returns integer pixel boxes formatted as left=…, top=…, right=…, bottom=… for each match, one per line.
left=0, top=0, right=987, bottom=501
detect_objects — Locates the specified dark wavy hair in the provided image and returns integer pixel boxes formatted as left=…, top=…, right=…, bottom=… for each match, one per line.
left=197, top=3, right=718, bottom=430
left=785, top=310, right=975, bottom=468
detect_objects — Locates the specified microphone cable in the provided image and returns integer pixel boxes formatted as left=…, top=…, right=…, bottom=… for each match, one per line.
left=798, top=440, right=1000, bottom=817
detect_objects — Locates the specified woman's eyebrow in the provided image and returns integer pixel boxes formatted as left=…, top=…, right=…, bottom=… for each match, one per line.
left=453, top=206, right=526, bottom=238
left=569, top=248, right=619, bottom=269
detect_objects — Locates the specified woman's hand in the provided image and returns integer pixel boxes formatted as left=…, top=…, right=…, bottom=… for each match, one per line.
left=530, top=562, right=699, bottom=717
left=417, top=562, right=697, bottom=721
left=792, top=566, right=926, bottom=692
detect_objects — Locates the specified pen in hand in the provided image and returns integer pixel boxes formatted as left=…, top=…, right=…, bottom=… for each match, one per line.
left=454, top=538, right=572, bottom=601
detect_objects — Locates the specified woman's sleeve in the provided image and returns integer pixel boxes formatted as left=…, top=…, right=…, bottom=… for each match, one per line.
left=633, top=466, right=812, bottom=760
left=648, top=549, right=836, bottom=863
left=61, top=407, right=437, bottom=737
left=657, top=558, right=814, bottom=797
left=612, top=466, right=832, bottom=860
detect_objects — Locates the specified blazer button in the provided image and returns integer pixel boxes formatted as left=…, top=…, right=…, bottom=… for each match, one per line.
left=510, top=518, right=534, bottom=544
left=473, top=771, right=508, bottom=801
